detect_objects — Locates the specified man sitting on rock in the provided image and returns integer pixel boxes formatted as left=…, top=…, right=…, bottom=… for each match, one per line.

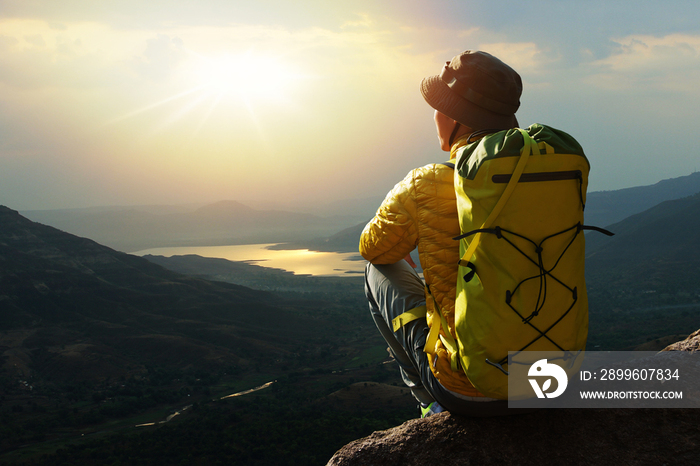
left=360, top=50, right=522, bottom=416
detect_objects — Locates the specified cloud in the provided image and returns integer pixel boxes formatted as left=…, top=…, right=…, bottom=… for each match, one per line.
left=341, top=13, right=374, bottom=29
left=0, top=35, right=19, bottom=50
left=476, top=42, right=552, bottom=75
left=133, top=34, right=186, bottom=80
left=0, top=20, right=137, bottom=89
left=586, top=34, right=700, bottom=92
left=24, top=34, right=46, bottom=47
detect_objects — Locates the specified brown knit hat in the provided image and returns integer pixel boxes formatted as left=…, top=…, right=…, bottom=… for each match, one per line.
left=420, top=50, right=522, bottom=130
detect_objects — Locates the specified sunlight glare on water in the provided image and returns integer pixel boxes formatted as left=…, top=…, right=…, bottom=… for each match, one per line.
left=134, top=243, right=365, bottom=277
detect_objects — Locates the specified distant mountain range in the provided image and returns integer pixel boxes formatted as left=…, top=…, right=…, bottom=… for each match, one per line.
left=22, top=200, right=358, bottom=253
left=585, top=171, right=700, bottom=228
left=0, top=206, right=340, bottom=383
left=585, top=191, right=700, bottom=291
left=581, top=190, right=700, bottom=348
left=267, top=221, right=368, bottom=254
left=20, top=172, right=700, bottom=255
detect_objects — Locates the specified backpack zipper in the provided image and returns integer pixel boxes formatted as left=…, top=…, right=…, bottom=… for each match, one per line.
left=491, top=170, right=582, bottom=183
left=492, top=170, right=585, bottom=210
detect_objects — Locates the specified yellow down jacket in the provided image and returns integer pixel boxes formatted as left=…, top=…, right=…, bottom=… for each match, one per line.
left=359, top=149, right=483, bottom=397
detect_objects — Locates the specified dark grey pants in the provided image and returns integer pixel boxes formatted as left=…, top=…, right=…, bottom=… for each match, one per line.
left=364, top=261, right=512, bottom=416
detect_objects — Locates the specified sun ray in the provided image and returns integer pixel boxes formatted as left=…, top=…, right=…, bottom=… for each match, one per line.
left=183, top=94, right=225, bottom=151
left=150, top=93, right=211, bottom=134
left=241, top=97, right=273, bottom=154
left=105, top=85, right=206, bottom=125
left=104, top=50, right=308, bottom=149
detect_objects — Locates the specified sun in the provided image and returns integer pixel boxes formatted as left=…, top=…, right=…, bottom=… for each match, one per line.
left=193, top=52, right=303, bottom=102
left=107, top=50, right=308, bottom=137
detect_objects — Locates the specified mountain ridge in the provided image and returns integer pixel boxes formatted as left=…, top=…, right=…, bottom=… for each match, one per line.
left=19, top=171, right=700, bottom=255
left=22, top=200, right=351, bottom=252
left=585, top=171, right=700, bottom=228
left=585, top=191, right=700, bottom=290
left=0, top=205, right=339, bottom=383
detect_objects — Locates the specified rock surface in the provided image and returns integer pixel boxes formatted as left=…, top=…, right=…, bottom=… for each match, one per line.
left=328, top=332, right=700, bottom=466
left=327, top=408, right=699, bottom=466
left=662, top=329, right=700, bottom=352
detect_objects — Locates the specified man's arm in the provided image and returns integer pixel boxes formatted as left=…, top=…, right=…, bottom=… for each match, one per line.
left=359, top=170, right=419, bottom=264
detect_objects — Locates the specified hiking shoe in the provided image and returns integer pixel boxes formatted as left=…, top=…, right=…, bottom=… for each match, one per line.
left=420, top=401, right=444, bottom=418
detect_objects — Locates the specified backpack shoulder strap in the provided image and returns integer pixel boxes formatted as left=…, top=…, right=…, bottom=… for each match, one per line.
left=457, top=128, right=534, bottom=267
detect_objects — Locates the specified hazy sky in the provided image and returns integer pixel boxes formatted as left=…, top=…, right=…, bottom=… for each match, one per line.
left=2, top=0, right=700, bottom=211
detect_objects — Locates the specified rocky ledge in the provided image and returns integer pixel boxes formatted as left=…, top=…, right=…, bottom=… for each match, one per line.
left=328, top=331, right=700, bottom=466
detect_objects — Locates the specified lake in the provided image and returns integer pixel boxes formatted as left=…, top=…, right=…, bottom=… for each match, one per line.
left=134, top=243, right=366, bottom=277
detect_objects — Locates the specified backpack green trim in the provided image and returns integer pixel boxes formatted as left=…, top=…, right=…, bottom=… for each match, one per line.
left=455, top=124, right=589, bottom=181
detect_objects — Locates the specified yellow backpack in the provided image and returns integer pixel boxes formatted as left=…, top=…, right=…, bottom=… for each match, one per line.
left=437, top=124, right=610, bottom=399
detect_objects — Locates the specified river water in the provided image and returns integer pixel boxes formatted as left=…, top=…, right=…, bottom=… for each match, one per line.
left=134, top=243, right=365, bottom=277
left=135, top=381, right=276, bottom=428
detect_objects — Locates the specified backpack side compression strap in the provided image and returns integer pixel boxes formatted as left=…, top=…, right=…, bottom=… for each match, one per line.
left=391, top=305, right=427, bottom=332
